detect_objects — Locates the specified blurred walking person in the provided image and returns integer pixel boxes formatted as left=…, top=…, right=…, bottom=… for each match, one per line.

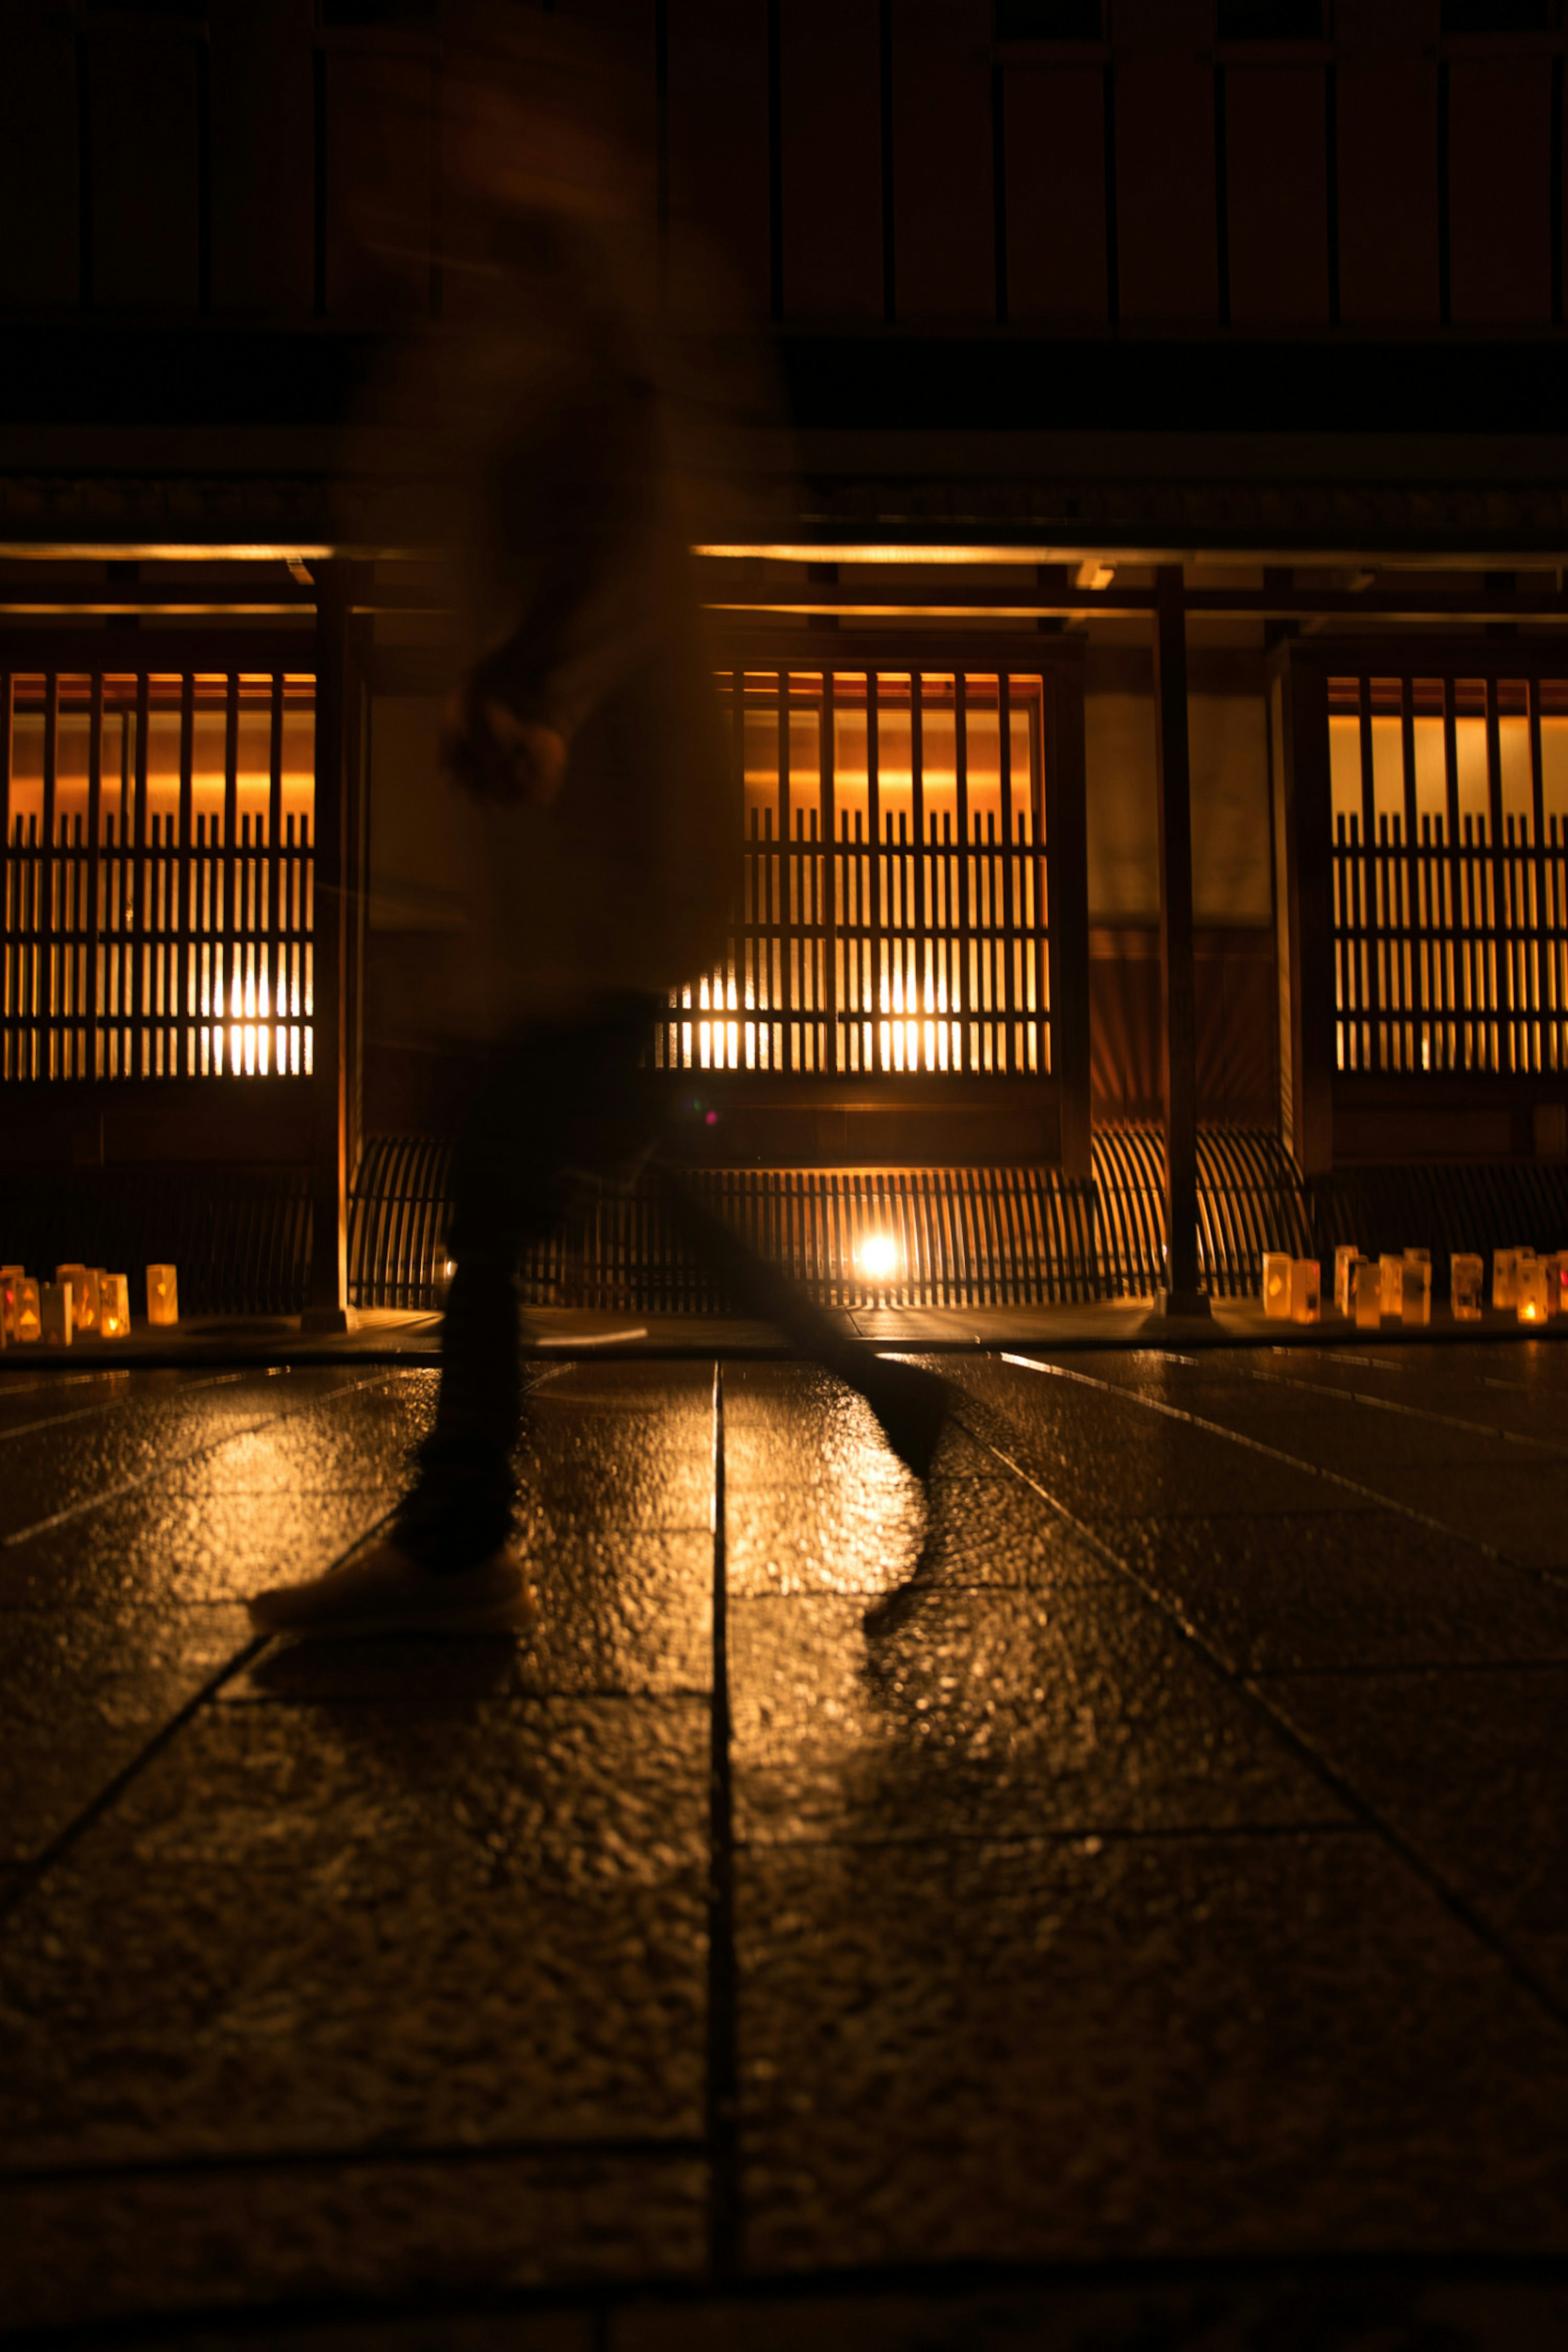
left=250, top=6, right=943, bottom=1639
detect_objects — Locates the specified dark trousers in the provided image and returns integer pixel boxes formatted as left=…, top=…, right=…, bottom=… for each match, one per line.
left=396, top=998, right=880, bottom=1572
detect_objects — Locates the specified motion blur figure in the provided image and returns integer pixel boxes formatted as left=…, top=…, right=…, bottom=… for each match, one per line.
left=250, top=5, right=943, bottom=1639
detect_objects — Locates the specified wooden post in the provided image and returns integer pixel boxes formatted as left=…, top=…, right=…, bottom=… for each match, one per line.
left=302, top=559, right=359, bottom=1331
left=1152, top=566, right=1209, bottom=1316
left=1042, top=651, right=1091, bottom=1176
left=1275, top=647, right=1334, bottom=1174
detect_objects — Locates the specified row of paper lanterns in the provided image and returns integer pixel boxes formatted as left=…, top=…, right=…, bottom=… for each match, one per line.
left=1263, top=1246, right=1568, bottom=1327
left=0, top=1264, right=178, bottom=1346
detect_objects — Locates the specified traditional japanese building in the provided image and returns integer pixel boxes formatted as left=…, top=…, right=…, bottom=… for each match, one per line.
left=5, top=0, right=1568, bottom=1319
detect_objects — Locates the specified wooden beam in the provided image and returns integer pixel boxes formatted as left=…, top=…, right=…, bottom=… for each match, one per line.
left=1152, top=565, right=1209, bottom=1316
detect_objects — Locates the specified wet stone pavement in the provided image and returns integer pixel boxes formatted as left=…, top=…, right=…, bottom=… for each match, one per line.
left=4, top=1345, right=1568, bottom=2348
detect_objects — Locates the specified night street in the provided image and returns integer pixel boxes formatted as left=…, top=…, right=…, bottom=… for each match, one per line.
left=5, top=1337, right=1568, bottom=2343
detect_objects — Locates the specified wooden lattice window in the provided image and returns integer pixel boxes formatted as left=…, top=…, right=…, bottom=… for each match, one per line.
left=1327, top=668, right=1568, bottom=1076
left=2, top=663, right=315, bottom=1082
left=655, top=665, right=1051, bottom=1078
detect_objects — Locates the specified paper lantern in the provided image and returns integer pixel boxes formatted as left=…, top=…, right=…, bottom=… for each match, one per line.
left=146, top=1265, right=179, bottom=1327
left=0, top=1265, right=22, bottom=1343
left=1263, top=1251, right=1293, bottom=1320
left=39, top=1281, right=72, bottom=1345
left=10, top=1276, right=40, bottom=1342
left=1518, top=1260, right=1550, bottom=1324
left=1378, top=1254, right=1404, bottom=1317
left=57, top=1264, right=99, bottom=1335
left=1451, top=1252, right=1483, bottom=1320
left=1401, top=1253, right=1432, bottom=1327
left=1333, top=1245, right=1359, bottom=1317
left=1290, top=1259, right=1321, bottom=1323
left=1352, top=1256, right=1382, bottom=1329
left=98, top=1274, right=131, bottom=1339
left=1493, top=1249, right=1519, bottom=1309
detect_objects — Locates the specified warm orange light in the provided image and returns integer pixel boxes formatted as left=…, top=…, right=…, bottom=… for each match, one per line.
left=858, top=1234, right=900, bottom=1282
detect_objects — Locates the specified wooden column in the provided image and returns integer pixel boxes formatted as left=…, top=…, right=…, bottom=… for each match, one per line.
left=303, top=559, right=359, bottom=1331
left=1152, top=566, right=1209, bottom=1316
left=1042, top=652, right=1091, bottom=1176
left=1274, top=646, right=1334, bottom=1174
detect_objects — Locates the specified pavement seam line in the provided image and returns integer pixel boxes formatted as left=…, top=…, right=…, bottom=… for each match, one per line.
left=1136, top=1345, right=1568, bottom=1460
left=0, top=1368, right=245, bottom=1448
left=998, top=1351, right=1568, bottom=1592
left=0, top=1498, right=404, bottom=1929
left=706, top=1359, right=741, bottom=2279
left=967, top=1385, right=1568, bottom=2040
left=0, top=1368, right=408, bottom=1549
left=0, top=2132, right=711, bottom=2189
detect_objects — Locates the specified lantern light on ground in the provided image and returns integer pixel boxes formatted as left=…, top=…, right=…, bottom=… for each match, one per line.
left=1378, top=1254, right=1404, bottom=1318
left=1451, top=1253, right=1484, bottom=1320
left=11, top=1276, right=40, bottom=1342
left=146, top=1265, right=179, bottom=1327
left=1263, top=1252, right=1293, bottom=1319
left=98, top=1274, right=130, bottom=1339
left=1334, top=1245, right=1359, bottom=1317
left=1401, top=1252, right=1432, bottom=1327
left=1290, top=1259, right=1321, bottom=1323
left=857, top=1233, right=900, bottom=1283
left=57, top=1265, right=99, bottom=1336
left=1493, top=1249, right=1519, bottom=1309
left=1518, top=1259, right=1550, bottom=1323
left=1352, top=1256, right=1381, bottom=1329
left=39, top=1281, right=72, bottom=1346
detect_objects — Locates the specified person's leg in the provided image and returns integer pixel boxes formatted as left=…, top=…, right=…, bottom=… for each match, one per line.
left=650, top=1165, right=947, bottom=1482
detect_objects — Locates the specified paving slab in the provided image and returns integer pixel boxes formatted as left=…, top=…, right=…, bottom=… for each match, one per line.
left=610, top=2277, right=1568, bottom=2352
left=0, top=1697, right=710, bottom=2168
left=1100, top=1510, right=1568, bottom=1672
left=1, top=2156, right=706, bottom=2336
left=731, top=1585, right=1347, bottom=1847
left=0, top=1598, right=253, bottom=1862
left=225, top=1528, right=714, bottom=1705
left=0, top=1474, right=395, bottom=1610
left=736, top=1832, right=1568, bottom=2274
left=1268, top=1666, right=1568, bottom=2007
left=0, top=1365, right=385, bottom=1543
left=945, top=1359, right=1345, bottom=1519
left=520, top=1363, right=715, bottom=1537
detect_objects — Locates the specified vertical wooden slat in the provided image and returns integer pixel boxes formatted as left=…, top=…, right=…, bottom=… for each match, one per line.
left=1357, top=675, right=1379, bottom=1071
left=821, top=666, right=837, bottom=1074
left=955, top=669, right=971, bottom=1074
left=867, top=665, right=883, bottom=1074
left=223, top=669, right=240, bottom=1071
left=0, top=671, right=11, bottom=1080
left=41, top=674, right=57, bottom=1079
left=1485, top=675, right=1510, bottom=1071
left=911, top=667, right=927, bottom=1071
left=998, top=671, right=1016, bottom=1076
left=86, top=671, right=103, bottom=1081
left=1400, top=675, right=1419, bottom=1072
left=1530, top=677, right=1549, bottom=1071
left=177, top=672, right=194, bottom=1078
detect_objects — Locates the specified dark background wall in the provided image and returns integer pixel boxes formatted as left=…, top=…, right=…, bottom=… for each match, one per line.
left=2, top=2, right=1563, bottom=338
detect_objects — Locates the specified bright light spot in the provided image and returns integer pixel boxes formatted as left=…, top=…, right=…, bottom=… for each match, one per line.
left=858, top=1234, right=900, bottom=1281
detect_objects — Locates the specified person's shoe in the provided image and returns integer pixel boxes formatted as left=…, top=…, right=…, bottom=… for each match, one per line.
left=860, top=1356, right=949, bottom=1484
left=247, top=1539, right=537, bottom=1639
